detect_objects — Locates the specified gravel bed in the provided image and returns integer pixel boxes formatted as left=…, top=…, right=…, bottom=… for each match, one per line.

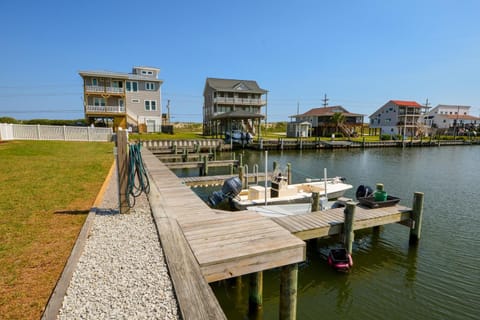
left=58, top=174, right=180, bottom=319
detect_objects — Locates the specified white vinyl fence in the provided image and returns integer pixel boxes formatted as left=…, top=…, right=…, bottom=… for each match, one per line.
left=0, top=123, right=113, bottom=142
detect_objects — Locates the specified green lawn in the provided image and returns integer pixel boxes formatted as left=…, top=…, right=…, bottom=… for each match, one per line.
left=0, top=140, right=113, bottom=319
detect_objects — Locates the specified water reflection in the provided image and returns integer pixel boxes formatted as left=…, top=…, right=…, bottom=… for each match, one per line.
left=183, top=147, right=480, bottom=320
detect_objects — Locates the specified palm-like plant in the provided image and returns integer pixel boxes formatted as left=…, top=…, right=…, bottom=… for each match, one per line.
left=331, top=112, right=346, bottom=134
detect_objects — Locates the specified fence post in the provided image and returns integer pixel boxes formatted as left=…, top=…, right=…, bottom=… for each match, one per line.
left=37, top=124, right=41, bottom=140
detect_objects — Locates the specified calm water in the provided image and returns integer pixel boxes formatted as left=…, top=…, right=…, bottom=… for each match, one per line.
left=175, top=146, right=480, bottom=320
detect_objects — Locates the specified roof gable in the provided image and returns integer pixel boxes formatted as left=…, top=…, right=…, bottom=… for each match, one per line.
left=205, top=78, right=267, bottom=94
left=295, top=106, right=363, bottom=117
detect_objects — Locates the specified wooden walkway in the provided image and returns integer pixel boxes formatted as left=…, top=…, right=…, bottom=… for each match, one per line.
left=271, top=204, right=412, bottom=240
left=180, top=172, right=271, bottom=187
left=142, top=149, right=305, bottom=283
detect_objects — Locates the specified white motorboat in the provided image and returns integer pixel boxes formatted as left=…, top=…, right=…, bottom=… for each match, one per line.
left=230, top=175, right=353, bottom=210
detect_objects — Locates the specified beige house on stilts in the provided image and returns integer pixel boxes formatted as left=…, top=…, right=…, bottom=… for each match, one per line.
left=79, top=66, right=163, bottom=132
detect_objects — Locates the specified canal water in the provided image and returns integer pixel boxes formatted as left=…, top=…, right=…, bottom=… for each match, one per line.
left=174, top=146, right=480, bottom=320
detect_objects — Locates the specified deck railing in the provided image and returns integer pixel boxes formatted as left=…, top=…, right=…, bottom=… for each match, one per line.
left=86, top=105, right=125, bottom=113
left=214, top=97, right=266, bottom=105
left=85, top=85, right=124, bottom=94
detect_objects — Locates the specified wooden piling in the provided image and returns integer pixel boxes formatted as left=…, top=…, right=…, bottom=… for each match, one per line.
left=409, top=192, right=424, bottom=245
left=287, top=163, right=292, bottom=185
left=249, top=271, right=263, bottom=312
left=116, top=128, right=129, bottom=214
left=200, top=155, right=208, bottom=176
left=239, top=165, right=245, bottom=188
left=344, top=202, right=356, bottom=254
left=311, top=192, right=320, bottom=212
left=279, top=263, right=298, bottom=320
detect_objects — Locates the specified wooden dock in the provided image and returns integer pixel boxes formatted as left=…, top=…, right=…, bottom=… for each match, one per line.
left=271, top=204, right=412, bottom=241
left=139, top=145, right=424, bottom=319
left=142, top=148, right=305, bottom=282
left=180, top=172, right=271, bottom=187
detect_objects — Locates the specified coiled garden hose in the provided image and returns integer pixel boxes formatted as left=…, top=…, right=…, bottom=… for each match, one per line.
left=127, top=142, right=150, bottom=208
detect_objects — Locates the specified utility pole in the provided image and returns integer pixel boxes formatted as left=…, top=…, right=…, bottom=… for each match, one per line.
left=166, top=99, right=171, bottom=124
left=423, top=98, right=431, bottom=137
left=322, top=94, right=329, bottom=108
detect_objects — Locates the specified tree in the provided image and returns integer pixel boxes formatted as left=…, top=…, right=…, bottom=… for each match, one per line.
left=331, top=112, right=345, bottom=134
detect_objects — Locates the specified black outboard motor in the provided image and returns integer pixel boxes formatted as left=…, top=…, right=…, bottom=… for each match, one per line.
left=356, top=185, right=374, bottom=199
left=208, top=177, right=243, bottom=207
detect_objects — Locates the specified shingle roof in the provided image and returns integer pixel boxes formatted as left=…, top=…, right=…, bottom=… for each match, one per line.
left=294, top=106, right=364, bottom=117
left=444, top=114, right=480, bottom=120
left=205, top=78, right=267, bottom=94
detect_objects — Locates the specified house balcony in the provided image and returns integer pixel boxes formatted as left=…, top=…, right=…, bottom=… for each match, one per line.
left=85, top=105, right=126, bottom=114
left=85, top=85, right=125, bottom=95
left=214, top=97, right=266, bottom=106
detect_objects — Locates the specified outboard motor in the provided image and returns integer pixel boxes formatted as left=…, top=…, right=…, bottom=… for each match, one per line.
left=356, top=185, right=374, bottom=199
left=208, top=177, right=243, bottom=207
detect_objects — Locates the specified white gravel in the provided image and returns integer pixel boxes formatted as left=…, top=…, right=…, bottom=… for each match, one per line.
left=58, top=173, right=180, bottom=319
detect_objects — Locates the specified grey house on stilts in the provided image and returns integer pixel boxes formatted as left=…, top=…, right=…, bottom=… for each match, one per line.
left=202, top=78, right=267, bottom=139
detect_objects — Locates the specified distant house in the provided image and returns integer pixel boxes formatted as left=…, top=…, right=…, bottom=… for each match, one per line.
left=203, top=78, right=267, bottom=137
left=79, top=66, right=163, bottom=132
left=369, top=100, right=425, bottom=137
left=423, top=105, right=480, bottom=134
left=287, top=106, right=364, bottom=137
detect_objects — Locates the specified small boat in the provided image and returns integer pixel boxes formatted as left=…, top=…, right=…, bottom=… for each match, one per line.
left=230, top=175, right=352, bottom=210
left=327, top=248, right=353, bottom=271
left=246, top=199, right=348, bottom=218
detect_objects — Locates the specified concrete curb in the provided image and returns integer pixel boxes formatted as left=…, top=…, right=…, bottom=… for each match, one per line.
left=41, top=161, right=117, bottom=320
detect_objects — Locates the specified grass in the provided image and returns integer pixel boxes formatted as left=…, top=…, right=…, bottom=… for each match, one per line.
left=0, top=140, right=114, bottom=319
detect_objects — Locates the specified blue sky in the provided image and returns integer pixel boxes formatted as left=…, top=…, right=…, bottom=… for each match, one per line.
left=1, top=0, right=479, bottom=122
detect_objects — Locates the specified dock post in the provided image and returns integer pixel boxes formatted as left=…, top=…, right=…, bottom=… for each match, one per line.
left=182, top=148, right=187, bottom=162
left=249, top=271, right=263, bottom=312
left=239, top=165, right=245, bottom=188
left=116, top=128, right=130, bottom=214
left=344, top=202, right=356, bottom=254
left=311, top=192, right=320, bottom=212
left=279, top=263, right=298, bottom=320
left=260, top=138, right=264, bottom=150
left=172, top=143, right=177, bottom=154
left=229, top=163, right=234, bottom=175
left=281, top=138, right=284, bottom=150
left=287, top=163, right=292, bottom=185
left=409, top=192, right=424, bottom=245
left=239, top=153, right=243, bottom=167
left=201, top=155, right=208, bottom=176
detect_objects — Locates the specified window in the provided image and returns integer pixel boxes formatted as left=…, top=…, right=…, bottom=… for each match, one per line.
left=92, top=78, right=98, bottom=86
left=141, top=70, right=154, bottom=75
left=145, top=82, right=155, bottom=90
left=93, top=97, right=105, bottom=106
left=126, top=81, right=138, bottom=92
left=131, top=99, right=140, bottom=103
left=145, top=100, right=157, bottom=111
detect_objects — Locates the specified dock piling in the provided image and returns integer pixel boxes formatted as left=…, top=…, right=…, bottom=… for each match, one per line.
left=409, top=192, right=424, bottom=245
left=344, top=202, right=356, bottom=254
left=279, top=263, right=298, bottom=320
left=249, top=271, right=263, bottom=312
left=311, top=192, right=320, bottom=212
